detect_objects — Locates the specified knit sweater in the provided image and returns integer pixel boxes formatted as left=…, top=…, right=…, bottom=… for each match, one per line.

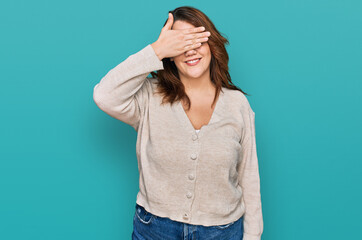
left=93, top=44, right=264, bottom=240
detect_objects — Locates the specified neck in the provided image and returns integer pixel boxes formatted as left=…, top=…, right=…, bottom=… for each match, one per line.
left=179, top=70, right=215, bottom=95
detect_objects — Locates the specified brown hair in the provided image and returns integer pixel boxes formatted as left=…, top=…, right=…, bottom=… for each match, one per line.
left=150, top=6, right=249, bottom=111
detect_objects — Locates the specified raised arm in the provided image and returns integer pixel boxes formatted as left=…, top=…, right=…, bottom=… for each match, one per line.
left=93, top=44, right=164, bottom=131
left=238, top=104, right=264, bottom=240
left=93, top=13, right=211, bottom=131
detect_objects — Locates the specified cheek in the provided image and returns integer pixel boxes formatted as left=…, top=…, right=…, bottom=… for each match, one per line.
left=201, top=44, right=210, bottom=53
left=201, top=55, right=211, bottom=67
left=175, top=61, right=185, bottom=70
left=172, top=59, right=182, bottom=68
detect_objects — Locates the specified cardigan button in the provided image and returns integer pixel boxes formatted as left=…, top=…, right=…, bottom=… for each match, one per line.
left=190, top=153, right=197, bottom=160
left=192, top=134, right=198, bottom=141
left=183, top=213, right=189, bottom=220
left=186, top=192, right=192, bottom=198
left=188, top=174, right=195, bottom=180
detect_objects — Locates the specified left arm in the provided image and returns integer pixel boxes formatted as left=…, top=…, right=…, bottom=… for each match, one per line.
left=238, top=106, right=264, bottom=240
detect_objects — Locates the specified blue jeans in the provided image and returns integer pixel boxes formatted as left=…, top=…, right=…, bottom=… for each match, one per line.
left=132, top=203, right=244, bottom=240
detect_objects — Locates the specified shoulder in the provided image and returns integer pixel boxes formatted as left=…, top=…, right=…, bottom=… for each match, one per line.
left=147, top=76, right=159, bottom=85
left=145, top=76, right=159, bottom=93
left=222, top=87, right=254, bottom=114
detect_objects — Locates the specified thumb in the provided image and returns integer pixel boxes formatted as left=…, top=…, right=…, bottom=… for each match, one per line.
left=163, top=12, right=174, bottom=31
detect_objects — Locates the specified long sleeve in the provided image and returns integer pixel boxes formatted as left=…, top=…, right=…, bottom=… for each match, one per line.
left=238, top=106, right=264, bottom=240
left=93, top=44, right=164, bottom=131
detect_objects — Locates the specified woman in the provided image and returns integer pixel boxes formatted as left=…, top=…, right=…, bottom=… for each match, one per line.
left=93, top=6, right=263, bottom=240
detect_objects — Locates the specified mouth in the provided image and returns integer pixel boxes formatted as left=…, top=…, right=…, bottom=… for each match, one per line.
left=185, top=58, right=201, bottom=66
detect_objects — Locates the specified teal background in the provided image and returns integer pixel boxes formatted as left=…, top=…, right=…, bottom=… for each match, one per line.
left=1, top=0, right=361, bottom=239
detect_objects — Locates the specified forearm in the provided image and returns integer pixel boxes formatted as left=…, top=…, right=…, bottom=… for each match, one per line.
left=93, top=44, right=164, bottom=129
left=239, top=107, right=264, bottom=240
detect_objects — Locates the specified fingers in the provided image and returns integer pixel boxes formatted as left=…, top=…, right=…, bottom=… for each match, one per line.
left=182, top=29, right=210, bottom=50
left=184, top=31, right=211, bottom=41
left=185, top=36, right=208, bottom=46
left=163, top=12, right=174, bottom=31
left=184, top=42, right=202, bottom=51
left=183, top=26, right=206, bottom=34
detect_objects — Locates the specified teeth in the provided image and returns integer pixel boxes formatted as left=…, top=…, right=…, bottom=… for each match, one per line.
left=186, top=58, right=200, bottom=63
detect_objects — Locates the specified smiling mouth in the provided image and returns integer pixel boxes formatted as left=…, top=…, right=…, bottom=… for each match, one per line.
left=185, top=58, right=201, bottom=66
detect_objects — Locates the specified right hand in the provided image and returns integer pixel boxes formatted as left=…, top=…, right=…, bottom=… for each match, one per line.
left=151, top=13, right=211, bottom=61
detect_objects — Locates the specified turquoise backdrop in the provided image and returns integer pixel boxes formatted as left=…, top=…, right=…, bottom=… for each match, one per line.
left=1, top=0, right=361, bottom=239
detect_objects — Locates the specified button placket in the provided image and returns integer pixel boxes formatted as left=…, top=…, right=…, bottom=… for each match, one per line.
left=192, top=133, right=198, bottom=141
left=188, top=174, right=195, bottom=180
left=182, top=132, right=200, bottom=222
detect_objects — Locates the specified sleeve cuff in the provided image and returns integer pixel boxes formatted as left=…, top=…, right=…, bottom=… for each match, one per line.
left=243, top=233, right=261, bottom=240
left=142, top=44, right=164, bottom=71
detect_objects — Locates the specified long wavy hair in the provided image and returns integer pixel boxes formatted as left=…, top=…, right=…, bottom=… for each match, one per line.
left=150, top=6, right=249, bottom=111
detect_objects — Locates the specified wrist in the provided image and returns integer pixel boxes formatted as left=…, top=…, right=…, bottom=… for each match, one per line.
left=151, top=41, right=164, bottom=61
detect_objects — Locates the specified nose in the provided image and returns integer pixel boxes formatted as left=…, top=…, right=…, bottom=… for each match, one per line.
left=185, top=49, right=197, bottom=56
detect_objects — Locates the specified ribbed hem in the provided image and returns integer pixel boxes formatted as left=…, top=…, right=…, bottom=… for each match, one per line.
left=243, top=233, right=262, bottom=240
left=142, top=44, right=164, bottom=71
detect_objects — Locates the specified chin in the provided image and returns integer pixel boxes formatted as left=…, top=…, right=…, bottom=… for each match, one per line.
left=192, top=72, right=207, bottom=79
left=184, top=69, right=206, bottom=78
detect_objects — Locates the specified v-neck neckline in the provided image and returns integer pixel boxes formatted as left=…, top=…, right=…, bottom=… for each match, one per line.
left=177, top=88, right=225, bottom=135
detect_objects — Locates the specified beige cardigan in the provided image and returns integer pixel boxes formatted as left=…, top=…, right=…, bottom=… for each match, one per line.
left=93, top=44, right=263, bottom=240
